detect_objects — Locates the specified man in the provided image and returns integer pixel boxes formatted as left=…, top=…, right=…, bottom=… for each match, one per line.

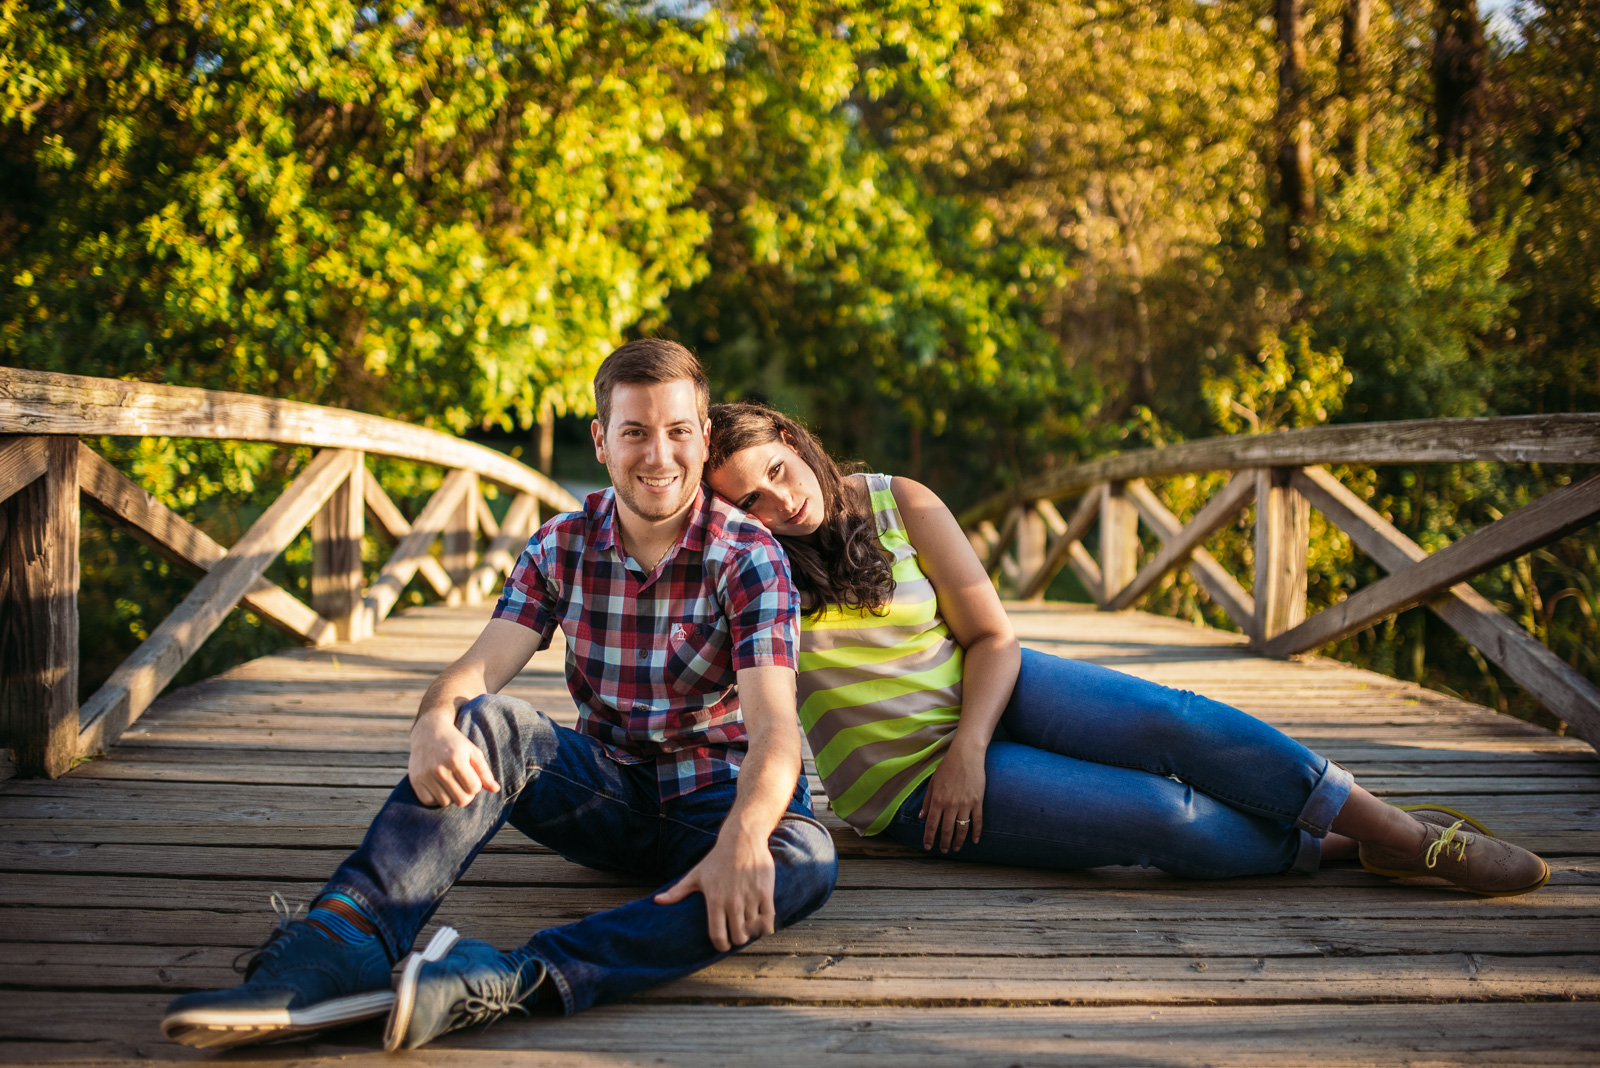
left=161, top=339, right=837, bottom=1050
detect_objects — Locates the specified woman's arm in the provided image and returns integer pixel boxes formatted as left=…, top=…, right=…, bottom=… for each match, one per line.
left=892, top=476, right=1021, bottom=853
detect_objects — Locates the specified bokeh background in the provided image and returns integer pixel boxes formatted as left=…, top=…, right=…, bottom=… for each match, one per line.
left=3, top=0, right=1595, bottom=727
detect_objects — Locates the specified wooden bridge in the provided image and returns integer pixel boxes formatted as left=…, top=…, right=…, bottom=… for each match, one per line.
left=3, top=369, right=1599, bottom=1064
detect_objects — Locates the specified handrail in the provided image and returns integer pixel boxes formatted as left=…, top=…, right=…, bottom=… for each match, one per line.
left=0, top=367, right=576, bottom=507
left=960, top=415, right=1600, bottom=751
left=961, top=415, right=1600, bottom=528
left=0, top=368, right=582, bottom=778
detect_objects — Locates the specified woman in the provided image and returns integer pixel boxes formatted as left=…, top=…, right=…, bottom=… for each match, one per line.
left=704, top=402, right=1548, bottom=894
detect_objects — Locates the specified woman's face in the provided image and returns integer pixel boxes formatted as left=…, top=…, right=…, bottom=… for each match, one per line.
left=707, top=436, right=825, bottom=537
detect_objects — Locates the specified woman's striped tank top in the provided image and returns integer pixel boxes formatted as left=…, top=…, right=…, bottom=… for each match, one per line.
left=797, top=473, right=964, bottom=835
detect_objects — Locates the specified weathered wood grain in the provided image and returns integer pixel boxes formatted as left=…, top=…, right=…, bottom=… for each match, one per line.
left=365, top=468, right=475, bottom=624
left=1122, top=478, right=1256, bottom=630
left=1293, top=464, right=1600, bottom=743
left=961, top=413, right=1600, bottom=526
left=0, top=437, right=78, bottom=777
left=1253, top=467, right=1309, bottom=645
left=0, top=367, right=579, bottom=509
left=1018, top=492, right=1101, bottom=600
left=77, top=444, right=336, bottom=647
left=77, top=449, right=360, bottom=756
left=1265, top=469, right=1600, bottom=657
left=1108, top=471, right=1255, bottom=612
left=1099, top=481, right=1140, bottom=604
left=311, top=455, right=368, bottom=641
left=0, top=435, right=48, bottom=503
left=361, top=473, right=454, bottom=597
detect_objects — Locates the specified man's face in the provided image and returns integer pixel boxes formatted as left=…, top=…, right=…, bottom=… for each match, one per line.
left=591, top=379, right=709, bottom=526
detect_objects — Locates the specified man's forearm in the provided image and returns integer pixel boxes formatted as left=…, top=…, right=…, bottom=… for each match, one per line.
left=414, top=661, right=490, bottom=725
left=718, top=735, right=802, bottom=845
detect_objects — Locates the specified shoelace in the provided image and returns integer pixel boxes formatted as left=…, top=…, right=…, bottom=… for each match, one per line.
left=231, top=892, right=307, bottom=976
left=1424, top=819, right=1470, bottom=869
left=450, top=956, right=544, bottom=1032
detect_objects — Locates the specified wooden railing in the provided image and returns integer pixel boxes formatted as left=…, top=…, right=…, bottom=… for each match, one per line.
left=960, top=416, right=1600, bottom=747
left=0, top=368, right=579, bottom=778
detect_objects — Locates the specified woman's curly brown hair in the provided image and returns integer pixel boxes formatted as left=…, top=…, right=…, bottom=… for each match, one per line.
left=706, top=403, right=894, bottom=619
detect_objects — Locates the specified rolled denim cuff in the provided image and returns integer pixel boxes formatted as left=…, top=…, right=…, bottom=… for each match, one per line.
left=1294, top=756, right=1353, bottom=838
left=1290, top=828, right=1323, bottom=873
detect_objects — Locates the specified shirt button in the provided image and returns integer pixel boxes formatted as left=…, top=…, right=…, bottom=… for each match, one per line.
left=638, top=649, right=649, bottom=659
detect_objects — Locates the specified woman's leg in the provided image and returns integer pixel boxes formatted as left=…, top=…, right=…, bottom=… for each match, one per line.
left=882, top=741, right=1309, bottom=878
left=999, top=649, right=1352, bottom=858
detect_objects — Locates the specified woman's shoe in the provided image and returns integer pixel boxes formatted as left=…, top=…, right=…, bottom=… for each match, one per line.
left=1359, top=815, right=1549, bottom=897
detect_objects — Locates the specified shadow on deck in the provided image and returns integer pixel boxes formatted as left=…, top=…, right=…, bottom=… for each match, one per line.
left=2, top=603, right=1597, bottom=1066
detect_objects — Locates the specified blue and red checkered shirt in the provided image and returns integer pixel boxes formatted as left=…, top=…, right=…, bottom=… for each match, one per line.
left=492, top=484, right=800, bottom=801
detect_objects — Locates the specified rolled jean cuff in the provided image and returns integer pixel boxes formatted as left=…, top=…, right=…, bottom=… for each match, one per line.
left=1294, top=757, right=1354, bottom=838
left=1291, top=828, right=1322, bottom=873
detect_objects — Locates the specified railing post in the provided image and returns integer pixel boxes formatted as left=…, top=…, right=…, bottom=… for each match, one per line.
left=444, top=472, right=480, bottom=605
left=1099, top=481, right=1139, bottom=606
left=0, top=437, right=80, bottom=778
left=1017, top=506, right=1047, bottom=602
left=312, top=453, right=370, bottom=641
left=1254, top=466, right=1309, bottom=649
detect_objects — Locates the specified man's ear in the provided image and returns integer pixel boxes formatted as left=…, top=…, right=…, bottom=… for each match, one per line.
left=591, top=418, right=606, bottom=463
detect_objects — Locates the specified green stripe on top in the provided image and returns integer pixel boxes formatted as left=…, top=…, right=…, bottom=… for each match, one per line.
left=796, top=473, right=965, bottom=835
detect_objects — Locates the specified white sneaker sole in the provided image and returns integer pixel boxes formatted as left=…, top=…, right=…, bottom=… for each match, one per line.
left=384, top=925, right=461, bottom=1053
left=161, top=990, right=395, bottom=1050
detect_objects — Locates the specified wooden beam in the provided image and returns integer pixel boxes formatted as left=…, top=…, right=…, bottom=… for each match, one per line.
left=1264, top=469, right=1600, bottom=658
left=0, top=368, right=579, bottom=511
left=0, top=437, right=79, bottom=777
left=1293, top=465, right=1600, bottom=745
left=1109, top=473, right=1256, bottom=612
left=1120, top=480, right=1257, bottom=633
left=1254, top=467, right=1310, bottom=647
left=1016, top=507, right=1047, bottom=602
left=466, top=493, right=539, bottom=601
left=1017, top=491, right=1101, bottom=601
left=1099, top=482, right=1140, bottom=606
left=364, top=469, right=476, bottom=625
left=78, top=448, right=361, bottom=757
left=312, top=455, right=368, bottom=642
left=361, top=475, right=454, bottom=598
left=967, top=520, right=1000, bottom=573
left=0, top=437, right=49, bottom=504
left=983, top=508, right=1023, bottom=580
left=443, top=472, right=479, bottom=606
left=474, top=492, right=501, bottom=540
left=76, top=445, right=335, bottom=647
left=960, top=413, right=1600, bottom=528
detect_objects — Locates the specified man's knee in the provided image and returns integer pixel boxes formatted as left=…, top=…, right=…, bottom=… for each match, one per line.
left=455, top=694, right=560, bottom=789
left=770, top=815, right=838, bottom=924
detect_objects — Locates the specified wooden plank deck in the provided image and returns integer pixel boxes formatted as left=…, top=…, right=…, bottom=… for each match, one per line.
left=3, top=602, right=1598, bottom=1065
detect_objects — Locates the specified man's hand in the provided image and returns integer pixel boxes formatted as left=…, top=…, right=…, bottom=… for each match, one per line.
left=654, top=826, right=777, bottom=952
left=920, top=740, right=986, bottom=853
left=408, top=712, right=501, bottom=808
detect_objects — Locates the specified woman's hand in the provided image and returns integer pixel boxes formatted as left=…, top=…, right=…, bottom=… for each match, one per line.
left=920, top=741, right=987, bottom=853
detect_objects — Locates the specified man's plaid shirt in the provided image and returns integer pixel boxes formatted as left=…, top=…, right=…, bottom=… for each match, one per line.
left=492, top=484, right=800, bottom=801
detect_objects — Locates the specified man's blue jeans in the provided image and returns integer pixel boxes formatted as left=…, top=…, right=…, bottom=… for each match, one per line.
left=319, top=694, right=838, bottom=1015
left=885, top=649, right=1353, bottom=877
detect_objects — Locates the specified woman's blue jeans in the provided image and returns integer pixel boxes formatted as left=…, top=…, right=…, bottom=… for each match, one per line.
left=318, top=694, right=838, bottom=1015
left=884, top=649, right=1353, bottom=878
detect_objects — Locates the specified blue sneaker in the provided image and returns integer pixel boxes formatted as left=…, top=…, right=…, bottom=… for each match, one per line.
left=384, top=928, right=548, bottom=1051
left=161, top=900, right=394, bottom=1049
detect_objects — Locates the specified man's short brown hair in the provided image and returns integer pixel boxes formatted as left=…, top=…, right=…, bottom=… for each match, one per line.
left=593, top=338, right=710, bottom=428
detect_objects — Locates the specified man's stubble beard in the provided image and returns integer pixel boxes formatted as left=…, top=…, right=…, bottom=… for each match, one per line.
left=609, top=467, right=700, bottom=524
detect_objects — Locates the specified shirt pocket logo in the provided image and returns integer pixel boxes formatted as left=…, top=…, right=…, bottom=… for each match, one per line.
left=666, top=620, right=733, bottom=697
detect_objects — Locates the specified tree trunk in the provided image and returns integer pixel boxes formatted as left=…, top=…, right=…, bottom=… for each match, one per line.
left=1433, top=0, right=1486, bottom=176
left=1276, top=0, right=1315, bottom=260
left=1337, top=0, right=1373, bottom=178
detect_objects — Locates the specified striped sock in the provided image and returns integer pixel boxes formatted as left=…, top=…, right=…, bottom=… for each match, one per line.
left=303, top=892, right=379, bottom=945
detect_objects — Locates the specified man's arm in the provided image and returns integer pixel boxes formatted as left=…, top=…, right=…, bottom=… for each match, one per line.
left=408, top=618, right=544, bottom=808
left=653, top=664, right=802, bottom=952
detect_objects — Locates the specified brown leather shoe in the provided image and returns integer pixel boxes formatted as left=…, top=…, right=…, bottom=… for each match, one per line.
left=1360, top=815, right=1549, bottom=897
left=1401, top=804, right=1494, bottom=838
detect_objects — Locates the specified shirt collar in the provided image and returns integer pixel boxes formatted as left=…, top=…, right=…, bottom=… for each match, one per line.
left=589, top=483, right=711, bottom=565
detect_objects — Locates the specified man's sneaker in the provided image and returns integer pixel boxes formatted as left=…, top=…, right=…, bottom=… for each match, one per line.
left=384, top=927, right=547, bottom=1051
left=1360, top=813, right=1549, bottom=897
left=161, top=899, right=394, bottom=1049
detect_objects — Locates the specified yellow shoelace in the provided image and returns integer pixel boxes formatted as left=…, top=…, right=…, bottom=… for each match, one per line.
left=1424, top=819, right=1470, bottom=868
